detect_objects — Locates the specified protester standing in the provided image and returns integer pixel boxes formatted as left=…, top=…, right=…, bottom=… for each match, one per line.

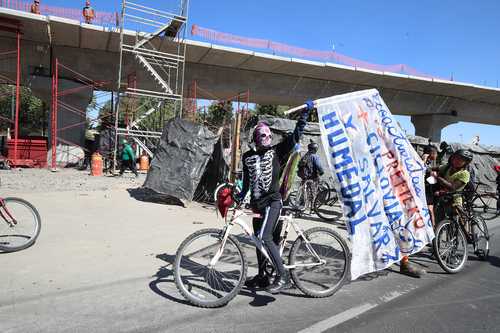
left=422, top=145, right=438, bottom=227
left=495, top=165, right=500, bottom=214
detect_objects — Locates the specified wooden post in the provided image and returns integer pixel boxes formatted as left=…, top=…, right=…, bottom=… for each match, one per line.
left=229, top=110, right=242, bottom=183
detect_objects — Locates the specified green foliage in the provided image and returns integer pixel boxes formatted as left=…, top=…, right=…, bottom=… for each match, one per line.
left=255, top=104, right=285, bottom=117
left=97, top=95, right=177, bottom=131
left=206, top=100, right=233, bottom=127
left=0, top=85, right=47, bottom=136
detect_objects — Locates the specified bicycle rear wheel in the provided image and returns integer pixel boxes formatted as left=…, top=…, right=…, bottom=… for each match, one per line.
left=433, top=219, right=468, bottom=273
left=0, top=197, right=41, bottom=252
left=472, top=194, right=497, bottom=220
left=471, top=215, right=489, bottom=260
left=313, top=188, right=340, bottom=222
left=289, top=227, right=350, bottom=298
left=174, top=228, right=247, bottom=308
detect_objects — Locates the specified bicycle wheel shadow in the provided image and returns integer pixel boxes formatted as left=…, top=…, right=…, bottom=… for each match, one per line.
left=151, top=253, right=277, bottom=307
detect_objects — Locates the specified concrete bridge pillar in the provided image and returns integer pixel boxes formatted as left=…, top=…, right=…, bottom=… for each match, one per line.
left=411, top=114, right=458, bottom=142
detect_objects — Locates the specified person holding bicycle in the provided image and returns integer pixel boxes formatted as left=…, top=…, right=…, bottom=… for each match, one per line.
left=297, top=140, right=325, bottom=212
left=236, top=102, right=312, bottom=294
left=421, top=145, right=438, bottom=227
left=431, top=149, right=473, bottom=227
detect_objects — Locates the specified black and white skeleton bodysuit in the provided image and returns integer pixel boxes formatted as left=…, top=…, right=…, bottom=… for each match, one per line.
left=239, top=113, right=308, bottom=279
left=240, top=112, right=308, bottom=210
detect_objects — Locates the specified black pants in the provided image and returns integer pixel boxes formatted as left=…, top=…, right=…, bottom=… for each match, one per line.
left=120, top=159, right=138, bottom=176
left=253, top=200, right=284, bottom=277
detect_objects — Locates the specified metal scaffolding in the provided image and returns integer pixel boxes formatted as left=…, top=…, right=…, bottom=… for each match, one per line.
left=113, top=0, right=189, bottom=168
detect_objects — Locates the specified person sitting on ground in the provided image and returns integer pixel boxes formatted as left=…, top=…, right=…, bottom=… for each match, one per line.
left=297, top=139, right=324, bottom=212
left=30, top=0, right=41, bottom=14
left=421, top=145, right=438, bottom=227
left=495, top=165, right=500, bottom=214
left=431, top=149, right=473, bottom=228
left=119, top=139, right=138, bottom=178
left=237, top=102, right=311, bottom=294
left=82, top=0, right=95, bottom=24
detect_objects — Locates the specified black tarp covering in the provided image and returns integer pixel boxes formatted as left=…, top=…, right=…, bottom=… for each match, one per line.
left=144, top=119, right=219, bottom=206
left=193, top=137, right=229, bottom=202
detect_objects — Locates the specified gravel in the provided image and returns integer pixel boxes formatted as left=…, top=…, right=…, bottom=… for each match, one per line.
left=0, top=168, right=146, bottom=193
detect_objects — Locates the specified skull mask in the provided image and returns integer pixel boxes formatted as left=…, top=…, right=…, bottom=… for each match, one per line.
left=253, top=123, right=272, bottom=150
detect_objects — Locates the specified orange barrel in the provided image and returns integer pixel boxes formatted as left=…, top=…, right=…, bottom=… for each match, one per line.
left=91, top=152, right=103, bottom=176
left=139, top=154, right=149, bottom=171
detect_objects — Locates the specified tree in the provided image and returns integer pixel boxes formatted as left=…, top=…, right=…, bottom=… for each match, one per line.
left=255, top=104, right=284, bottom=117
left=0, top=85, right=47, bottom=136
left=205, top=100, right=233, bottom=127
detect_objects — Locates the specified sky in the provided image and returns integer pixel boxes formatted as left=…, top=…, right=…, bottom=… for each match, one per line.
left=40, top=0, right=500, bottom=145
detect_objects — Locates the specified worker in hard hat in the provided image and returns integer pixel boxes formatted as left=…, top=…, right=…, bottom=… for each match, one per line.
left=119, top=139, right=138, bottom=177
left=82, top=0, right=95, bottom=24
left=30, top=0, right=41, bottom=14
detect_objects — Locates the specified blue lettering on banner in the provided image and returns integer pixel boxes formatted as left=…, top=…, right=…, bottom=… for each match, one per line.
left=321, top=110, right=367, bottom=235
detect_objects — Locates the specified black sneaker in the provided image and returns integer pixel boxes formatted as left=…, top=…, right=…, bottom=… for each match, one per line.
left=244, top=275, right=270, bottom=289
left=266, top=274, right=292, bottom=294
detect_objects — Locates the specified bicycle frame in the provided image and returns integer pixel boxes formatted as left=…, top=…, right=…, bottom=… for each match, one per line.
left=209, top=207, right=325, bottom=270
left=0, top=198, right=16, bottom=226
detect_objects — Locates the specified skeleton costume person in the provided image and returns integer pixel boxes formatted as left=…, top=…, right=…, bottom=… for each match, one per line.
left=238, top=103, right=311, bottom=294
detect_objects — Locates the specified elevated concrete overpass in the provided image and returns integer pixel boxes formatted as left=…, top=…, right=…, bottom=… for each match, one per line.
left=1, top=7, right=500, bottom=141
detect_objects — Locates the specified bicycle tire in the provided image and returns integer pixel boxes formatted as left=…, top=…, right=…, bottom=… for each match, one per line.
left=174, top=228, right=248, bottom=308
left=313, top=188, right=340, bottom=222
left=0, top=197, right=41, bottom=252
left=472, top=194, right=498, bottom=220
left=289, top=227, right=350, bottom=298
left=433, top=219, right=468, bottom=274
left=471, top=215, right=489, bottom=260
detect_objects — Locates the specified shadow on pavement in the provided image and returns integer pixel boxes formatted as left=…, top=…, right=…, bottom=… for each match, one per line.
left=127, top=187, right=184, bottom=206
left=151, top=253, right=277, bottom=308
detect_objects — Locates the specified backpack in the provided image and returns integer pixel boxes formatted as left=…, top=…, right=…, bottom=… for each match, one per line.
left=298, top=153, right=314, bottom=180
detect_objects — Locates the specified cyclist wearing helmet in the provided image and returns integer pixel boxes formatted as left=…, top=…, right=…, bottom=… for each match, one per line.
left=431, top=149, right=473, bottom=229
left=238, top=103, right=312, bottom=294
left=298, top=140, right=324, bottom=182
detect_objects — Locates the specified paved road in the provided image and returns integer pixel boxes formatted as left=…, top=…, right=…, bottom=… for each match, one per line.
left=333, top=221, right=500, bottom=333
left=1, top=189, right=499, bottom=332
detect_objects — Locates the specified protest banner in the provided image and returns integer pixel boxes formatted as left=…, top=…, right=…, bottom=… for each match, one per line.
left=316, top=89, right=435, bottom=280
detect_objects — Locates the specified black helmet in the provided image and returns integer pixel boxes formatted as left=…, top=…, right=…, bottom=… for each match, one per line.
left=308, top=140, right=319, bottom=152
left=453, top=149, right=473, bottom=162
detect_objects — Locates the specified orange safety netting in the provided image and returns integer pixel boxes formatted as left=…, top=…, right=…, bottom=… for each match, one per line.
left=0, top=0, right=118, bottom=26
left=191, top=24, right=434, bottom=78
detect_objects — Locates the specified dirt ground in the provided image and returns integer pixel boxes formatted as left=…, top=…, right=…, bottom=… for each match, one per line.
left=0, top=168, right=146, bottom=194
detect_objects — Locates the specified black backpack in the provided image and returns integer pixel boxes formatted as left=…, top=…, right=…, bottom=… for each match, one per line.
left=298, top=153, right=314, bottom=180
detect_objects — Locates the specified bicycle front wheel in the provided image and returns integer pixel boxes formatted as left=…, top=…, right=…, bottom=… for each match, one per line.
left=289, top=227, right=350, bottom=298
left=471, top=215, right=489, bottom=260
left=313, top=188, right=340, bottom=222
left=174, top=228, right=247, bottom=308
left=0, top=197, right=41, bottom=252
left=433, top=219, right=468, bottom=274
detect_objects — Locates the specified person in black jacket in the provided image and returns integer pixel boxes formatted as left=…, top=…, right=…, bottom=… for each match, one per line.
left=238, top=102, right=311, bottom=294
left=495, top=165, right=500, bottom=214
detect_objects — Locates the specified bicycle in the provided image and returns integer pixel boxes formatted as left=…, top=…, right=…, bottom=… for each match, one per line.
left=313, top=184, right=340, bottom=222
left=469, top=183, right=499, bottom=220
left=0, top=197, right=42, bottom=252
left=433, top=191, right=490, bottom=274
left=173, top=199, right=350, bottom=308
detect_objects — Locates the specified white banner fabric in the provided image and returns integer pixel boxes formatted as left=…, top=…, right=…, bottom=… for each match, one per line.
left=316, top=89, right=435, bottom=280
